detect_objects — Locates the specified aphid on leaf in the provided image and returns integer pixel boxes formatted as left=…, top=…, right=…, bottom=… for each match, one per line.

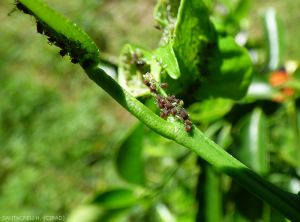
left=160, top=109, right=169, bottom=119
left=149, top=84, right=157, bottom=93
left=154, top=24, right=162, bottom=30
left=179, top=108, right=189, bottom=120
left=71, top=57, right=79, bottom=64
left=167, top=95, right=176, bottom=102
left=144, top=79, right=151, bottom=87
left=16, top=2, right=31, bottom=15
left=36, top=21, right=44, bottom=34
left=59, top=49, right=68, bottom=57
left=160, top=82, right=168, bottom=89
left=48, top=36, right=56, bottom=45
left=185, top=124, right=192, bottom=132
left=156, top=95, right=164, bottom=103
left=170, top=107, right=177, bottom=116
left=164, top=101, right=173, bottom=109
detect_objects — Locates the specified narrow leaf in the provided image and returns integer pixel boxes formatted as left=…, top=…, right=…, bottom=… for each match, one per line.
left=236, top=107, right=269, bottom=174
left=263, top=8, right=285, bottom=70
left=92, top=188, right=137, bottom=209
left=116, top=123, right=145, bottom=186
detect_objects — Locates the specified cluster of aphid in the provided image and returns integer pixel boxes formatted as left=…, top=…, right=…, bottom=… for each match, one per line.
left=143, top=73, right=193, bottom=132
left=14, top=1, right=95, bottom=68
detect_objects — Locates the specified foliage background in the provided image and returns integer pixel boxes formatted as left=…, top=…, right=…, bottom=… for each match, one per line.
left=1, top=0, right=300, bottom=220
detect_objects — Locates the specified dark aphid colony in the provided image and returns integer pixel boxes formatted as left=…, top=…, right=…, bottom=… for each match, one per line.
left=59, top=49, right=68, bottom=57
left=143, top=72, right=193, bottom=133
left=15, top=1, right=31, bottom=15
left=36, top=21, right=44, bottom=34
left=15, top=1, right=97, bottom=68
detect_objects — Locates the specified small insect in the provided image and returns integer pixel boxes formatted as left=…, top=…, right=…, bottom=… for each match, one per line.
left=59, top=49, right=68, bottom=57
left=16, top=2, right=31, bottom=15
left=170, top=107, right=177, bottom=116
left=184, top=119, right=192, bottom=126
left=167, top=95, right=176, bottom=102
left=185, top=124, right=192, bottom=132
left=160, top=82, right=168, bottom=89
left=156, top=95, right=164, bottom=103
left=160, top=109, right=169, bottom=119
left=149, top=84, right=157, bottom=93
left=164, top=101, right=173, bottom=109
left=144, top=79, right=151, bottom=87
left=179, top=108, right=189, bottom=120
left=48, top=36, right=56, bottom=45
left=71, top=57, right=79, bottom=64
left=36, top=21, right=44, bottom=34
left=154, top=24, right=162, bottom=30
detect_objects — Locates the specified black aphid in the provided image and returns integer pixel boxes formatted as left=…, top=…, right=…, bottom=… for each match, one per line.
left=71, top=57, right=79, bottom=64
left=59, top=49, right=68, bottom=57
left=164, top=101, right=173, bottom=109
left=185, top=124, right=192, bottom=132
left=48, top=36, right=56, bottom=44
left=149, top=84, right=157, bottom=93
left=144, top=79, right=151, bottom=87
left=160, top=83, right=168, bottom=89
left=179, top=109, right=189, bottom=120
left=16, top=2, right=31, bottom=15
left=167, top=95, right=176, bottom=102
left=36, top=21, right=44, bottom=34
left=160, top=109, right=169, bottom=119
left=171, top=107, right=177, bottom=116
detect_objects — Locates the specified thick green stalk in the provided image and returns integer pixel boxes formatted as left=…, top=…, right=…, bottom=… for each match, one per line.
left=85, top=66, right=300, bottom=221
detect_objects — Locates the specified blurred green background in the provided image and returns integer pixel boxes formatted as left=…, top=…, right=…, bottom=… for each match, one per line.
left=1, top=0, right=300, bottom=220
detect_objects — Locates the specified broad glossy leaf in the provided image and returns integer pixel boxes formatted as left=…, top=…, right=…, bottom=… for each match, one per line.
left=116, top=123, right=145, bottom=186
left=92, top=188, right=138, bottom=209
left=172, top=0, right=216, bottom=80
left=188, top=98, right=233, bottom=124
left=195, top=36, right=253, bottom=100
left=159, top=0, right=252, bottom=99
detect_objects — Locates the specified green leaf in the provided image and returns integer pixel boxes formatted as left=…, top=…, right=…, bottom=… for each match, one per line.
left=66, top=205, right=102, bottom=222
left=118, top=44, right=152, bottom=97
left=188, top=98, right=233, bottom=124
left=235, top=108, right=269, bottom=175
left=153, top=0, right=180, bottom=29
left=263, top=8, right=285, bottom=70
left=18, top=0, right=99, bottom=67
left=160, top=0, right=252, bottom=99
left=246, top=77, right=275, bottom=100
left=172, top=0, right=216, bottom=80
left=116, top=123, right=146, bottom=186
left=195, top=36, right=253, bottom=100
left=205, top=166, right=222, bottom=222
left=92, top=188, right=138, bottom=209
left=154, top=43, right=180, bottom=79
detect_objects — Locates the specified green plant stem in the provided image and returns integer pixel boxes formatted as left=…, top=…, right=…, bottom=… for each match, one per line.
left=85, top=65, right=300, bottom=221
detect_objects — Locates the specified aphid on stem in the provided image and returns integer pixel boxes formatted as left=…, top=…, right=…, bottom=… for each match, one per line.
left=179, top=108, right=189, bottom=120
left=36, top=21, right=44, bottom=34
left=160, top=82, right=168, bottom=89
